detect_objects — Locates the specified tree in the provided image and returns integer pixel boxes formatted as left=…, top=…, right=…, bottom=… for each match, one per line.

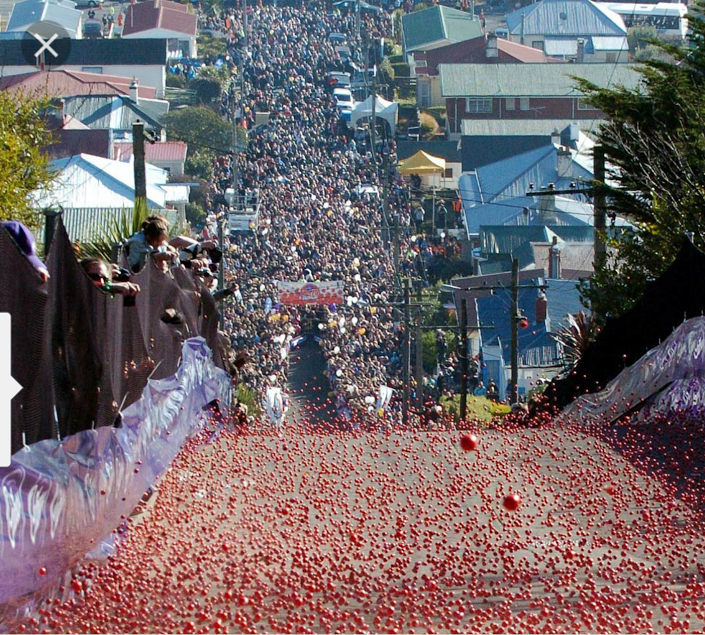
left=575, top=1, right=705, bottom=318
left=189, top=77, right=222, bottom=104
left=0, top=92, right=54, bottom=231
left=164, top=106, right=232, bottom=154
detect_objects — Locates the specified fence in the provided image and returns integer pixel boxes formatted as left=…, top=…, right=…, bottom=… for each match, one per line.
left=1, top=218, right=225, bottom=455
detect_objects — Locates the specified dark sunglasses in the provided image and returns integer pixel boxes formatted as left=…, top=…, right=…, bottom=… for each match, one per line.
left=88, top=273, right=109, bottom=283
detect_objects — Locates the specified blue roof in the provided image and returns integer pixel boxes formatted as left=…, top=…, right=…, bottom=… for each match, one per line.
left=477, top=281, right=561, bottom=366
left=545, top=278, right=587, bottom=330
left=460, top=143, right=594, bottom=216
left=7, top=0, right=82, bottom=36
left=506, top=0, right=626, bottom=37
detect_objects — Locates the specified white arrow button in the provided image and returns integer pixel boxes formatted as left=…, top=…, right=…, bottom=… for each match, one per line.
left=0, top=313, right=23, bottom=467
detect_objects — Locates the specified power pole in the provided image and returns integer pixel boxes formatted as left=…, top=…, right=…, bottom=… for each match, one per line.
left=593, top=143, right=607, bottom=273
left=415, top=284, right=424, bottom=415
left=510, top=257, right=519, bottom=405
left=402, top=277, right=411, bottom=425
left=393, top=214, right=400, bottom=281
left=218, top=219, right=225, bottom=329
left=132, top=121, right=147, bottom=208
left=370, top=69, right=377, bottom=169
left=459, top=295, right=468, bottom=421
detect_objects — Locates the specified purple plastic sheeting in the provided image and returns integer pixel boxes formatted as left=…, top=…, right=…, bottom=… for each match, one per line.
left=0, top=337, right=231, bottom=625
left=561, top=317, right=705, bottom=425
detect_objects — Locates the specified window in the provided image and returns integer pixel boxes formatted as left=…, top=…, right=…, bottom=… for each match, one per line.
left=418, top=80, right=430, bottom=108
left=505, top=98, right=515, bottom=111
left=605, top=52, right=616, bottom=63
left=444, top=167, right=453, bottom=179
left=519, top=97, right=530, bottom=111
left=577, top=98, right=593, bottom=110
left=81, top=66, right=103, bottom=74
left=465, top=98, right=492, bottom=113
left=532, top=40, right=544, bottom=51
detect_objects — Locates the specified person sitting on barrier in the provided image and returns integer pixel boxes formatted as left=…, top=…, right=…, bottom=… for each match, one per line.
left=2, top=220, right=50, bottom=282
left=80, top=258, right=140, bottom=297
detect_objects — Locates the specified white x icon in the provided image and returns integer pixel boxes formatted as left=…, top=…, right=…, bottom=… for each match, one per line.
left=32, top=32, right=59, bottom=59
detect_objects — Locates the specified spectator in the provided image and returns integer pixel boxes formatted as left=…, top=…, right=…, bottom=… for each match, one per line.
left=80, top=258, right=140, bottom=297
left=2, top=220, right=50, bottom=282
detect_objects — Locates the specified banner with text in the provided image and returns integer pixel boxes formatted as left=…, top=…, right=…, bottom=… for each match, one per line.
left=277, top=281, right=344, bottom=306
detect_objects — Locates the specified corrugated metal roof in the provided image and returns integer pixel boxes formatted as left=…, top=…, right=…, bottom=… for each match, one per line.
left=7, top=0, right=82, bottom=36
left=544, top=278, right=588, bottom=328
left=462, top=118, right=596, bottom=137
left=544, top=37, right=578, bottom=55
left=113, top=140, right=188, bottom=162
left=35, top=153, right=174, bottom=209
left=439, top=62, right=641, bottom=97
left=402, top=5, right=482, bottom=52
left=63, top=95, right=169, bottom=131
left=506, top=0, right=627, bottom=37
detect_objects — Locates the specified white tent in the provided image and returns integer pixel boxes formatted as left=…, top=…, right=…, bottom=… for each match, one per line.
left=350, top=95, right=398, bottom=136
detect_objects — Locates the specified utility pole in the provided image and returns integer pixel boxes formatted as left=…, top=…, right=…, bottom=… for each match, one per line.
left=415, top=284, right=424, bottom=415
left=593, top=143, right=607, bottom=273
left=459, top=295, right=468, bottom=421
left=393, top=214, right=400, bottom=282
left=370, top=68, right=377, bottom=169
left=402, top=277, right=411, bottom=425
left=510, top=257, right=519, bottom=405
left=218, top=219, right=225, bottom=329
left=132, top=121, right=147, bottom=208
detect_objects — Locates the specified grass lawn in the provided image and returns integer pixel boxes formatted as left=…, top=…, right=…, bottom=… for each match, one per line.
left=440, top=394, right=511, bottom=424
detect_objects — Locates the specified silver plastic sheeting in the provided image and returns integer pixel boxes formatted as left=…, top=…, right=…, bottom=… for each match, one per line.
left=561, top=317, right=705, bottom=425
left=0, top=337, right=231, bottom=625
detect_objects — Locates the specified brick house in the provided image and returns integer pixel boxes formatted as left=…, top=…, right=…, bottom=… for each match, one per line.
left=439, top=63, right=641, bottom=138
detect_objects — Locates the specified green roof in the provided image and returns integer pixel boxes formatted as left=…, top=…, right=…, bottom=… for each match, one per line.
left=439, top=63, right=642, bottom=97
left=402, top=6, right=482, bottom=53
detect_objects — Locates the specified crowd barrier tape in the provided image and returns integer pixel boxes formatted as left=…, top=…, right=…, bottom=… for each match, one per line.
left=0, top=337, right=230, bottom=627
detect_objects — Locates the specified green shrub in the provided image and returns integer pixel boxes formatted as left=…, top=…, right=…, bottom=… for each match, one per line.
left=378, top=58, right=395, bottom=84
left=166, top=73, right=187, bottom=88
left=188, top=77, right=222, bottom=103
left=236, top=383, right=261, bottom=417
left=185, top=202, right=207, bottom=227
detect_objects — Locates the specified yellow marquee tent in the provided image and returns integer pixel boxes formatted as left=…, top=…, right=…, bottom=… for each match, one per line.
left=397, top=150, right=446, bottom=175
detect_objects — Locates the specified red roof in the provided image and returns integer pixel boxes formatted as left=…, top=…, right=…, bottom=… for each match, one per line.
left=421, top=36, right=549, bottom=75
left=0, top=70, right=158, bottom=99
left=45, top=129, right=112, bottom=161
left=113, top=140, right=188, bottom=162
left=122, top=0, right=197, bottom=37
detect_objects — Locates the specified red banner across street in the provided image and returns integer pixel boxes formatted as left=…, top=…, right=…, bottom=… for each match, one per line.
left=276, top=281, right=345, bottom=306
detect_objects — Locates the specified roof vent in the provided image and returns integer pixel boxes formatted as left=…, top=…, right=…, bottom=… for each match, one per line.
left=559, top=11, right=567, bottom=19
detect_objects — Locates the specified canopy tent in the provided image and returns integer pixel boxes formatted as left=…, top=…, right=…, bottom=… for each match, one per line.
left=350, top=95, right=398, bottom=136
left=398, top=150, right=446, bottom=175
left=333, top=0, right=382, bottom=12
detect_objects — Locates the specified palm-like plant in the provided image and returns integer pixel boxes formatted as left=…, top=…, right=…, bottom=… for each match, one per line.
left=80, top=199, right=150, bottom=262
left=552, top=310, right=598, bottom=371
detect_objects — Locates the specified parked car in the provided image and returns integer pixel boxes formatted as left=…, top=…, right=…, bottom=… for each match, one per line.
left=333, top=87, right=354, bottom=110
left=326, top=71, right=351, bottom=89
left=75, top=0, right=98, bottom=6
left=83, top=20, right=104, bottom=39
left=335, top=45, right=352, bottom=61
left=328, top=32, right=348, bottom=45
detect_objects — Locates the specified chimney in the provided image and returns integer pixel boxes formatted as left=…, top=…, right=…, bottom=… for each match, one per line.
left=550, top=127, right=560, bottom=146
left=486, top=33, right=498, bottom=58
left=520, top=13, right=525, bottom=45
left=130, top=78, right=139, bottom=103
left=535, top=290, right=547, bottom=323
left=549, top=236, right=562, bottom=279
left=576, top=38, right=585, bottom=63
left=538, top=182, right=557, bottom=224
left=556, top=145, right=573, bottom=178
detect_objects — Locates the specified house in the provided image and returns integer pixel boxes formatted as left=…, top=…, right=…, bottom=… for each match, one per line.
left=440, top=63, right=641, bottom=138
left=44, top=113, right=113, bottom=160
left=122, top=0, right=197, bottom=59
left=33, top=154, right=190, bottom=241
left=6, top=0, right=82, bottom=38
left=113, top=140, right=187, bottom=174
left=415, top=34, right=550, bottom=107
left=505, top=0, right=628, bottom=63
left=402, top=5, right=483, bottom=59
left=61, top=88, right=170, bottom=137
left=449, top=269, right=584, bottom=396
left=0, top=38, right=168, bottom=97
left=0, top=70, right=159, bottom=99
left=459, top=135, right=594, bottom=211
left=396, top=140, right=461, bottom=189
